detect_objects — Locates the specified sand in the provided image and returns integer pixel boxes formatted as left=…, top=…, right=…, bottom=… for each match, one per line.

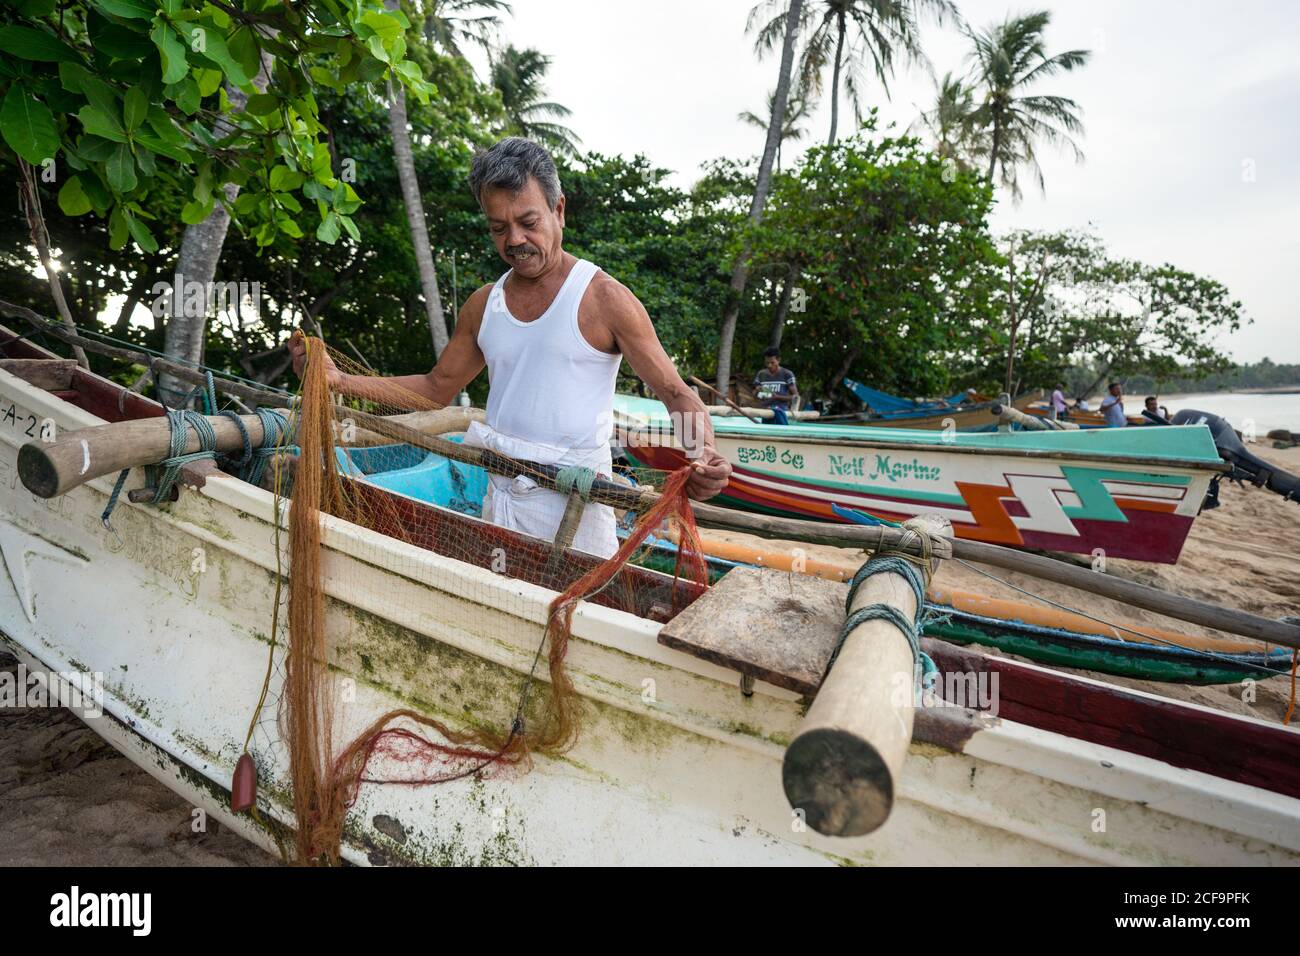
left=1, top=442, right=1296, bottom=865
left=0, top=659, right=277, bottom=866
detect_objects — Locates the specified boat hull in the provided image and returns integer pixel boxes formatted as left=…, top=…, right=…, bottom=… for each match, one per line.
left=2, top=359, right=1296, bottom=865
left=619, top=422, right=1221, bottom=564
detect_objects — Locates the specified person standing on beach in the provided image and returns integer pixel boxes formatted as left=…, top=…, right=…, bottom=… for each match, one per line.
left=1050, top=382, right=1069, bottom=418
left=1099, top=381, right=1127, bottom=427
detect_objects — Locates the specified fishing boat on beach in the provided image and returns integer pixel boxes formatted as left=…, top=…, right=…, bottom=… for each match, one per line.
left=818, top=380, right=1042, bottom=431
left=1024, top=400, right=1144, bottom=429
left=3, top=319, right=1300, bottom=867
left=615, top=394, right=1227, bottom=564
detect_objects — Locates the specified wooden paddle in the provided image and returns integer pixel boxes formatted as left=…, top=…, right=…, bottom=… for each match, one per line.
left=688, top=375, right=763, bottom=424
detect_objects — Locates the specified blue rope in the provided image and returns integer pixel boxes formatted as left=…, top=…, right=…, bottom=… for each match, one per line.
left=217, top=410, right=253, bottom=470
left=243, top=407, right=287, bottom=487
left=554, top=465, right=597, bottom=501
left=831, top=554, right=938, bottom=692
left=150, top=409, right=219, bottom=504
left=100, top=406, right=288, bottom=539
left=100, top=467, right=131, bottom=542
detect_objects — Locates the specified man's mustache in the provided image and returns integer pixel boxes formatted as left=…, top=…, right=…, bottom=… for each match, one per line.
left=505, top=243, right=538, bottom=256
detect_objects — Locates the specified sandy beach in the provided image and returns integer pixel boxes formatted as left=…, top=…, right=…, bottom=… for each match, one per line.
left=2, top=441, right=1297, bottom=865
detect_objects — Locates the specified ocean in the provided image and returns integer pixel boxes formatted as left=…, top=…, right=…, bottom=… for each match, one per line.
left=1158, top=391, right=1300, bottom=436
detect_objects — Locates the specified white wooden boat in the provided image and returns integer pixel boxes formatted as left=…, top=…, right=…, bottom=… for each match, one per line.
left=3, top=329, right=1299, bottom=866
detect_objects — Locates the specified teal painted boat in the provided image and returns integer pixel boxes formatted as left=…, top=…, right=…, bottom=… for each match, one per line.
left=614, top=393, right=1227, bottom=564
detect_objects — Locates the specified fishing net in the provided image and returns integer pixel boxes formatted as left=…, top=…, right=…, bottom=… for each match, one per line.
left=252, top=335, right=707, bottom=864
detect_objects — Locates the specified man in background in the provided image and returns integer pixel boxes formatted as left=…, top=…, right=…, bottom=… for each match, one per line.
left=1050, top=382, right=1069, bottom=418
left=1099, top=381, right=1127, bottom=427
left=753, top=347, right=799, bottom=425
left=1141, top=395, right=1172, bottom=425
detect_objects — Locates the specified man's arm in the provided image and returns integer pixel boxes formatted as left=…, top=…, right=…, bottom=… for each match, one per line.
left=788, top=375, right=801, bottom=409
left=288, top=285, right=490, bottom=406
left=594, top=278, right=731, bottom=501
left=1098, top=394, right=1120, bottom=411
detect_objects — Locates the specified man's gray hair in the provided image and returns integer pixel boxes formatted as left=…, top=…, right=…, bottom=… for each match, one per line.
left=468, top=137, right=562, bottom=209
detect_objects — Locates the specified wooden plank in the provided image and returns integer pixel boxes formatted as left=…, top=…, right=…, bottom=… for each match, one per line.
left=0, top=358, right=77, bottom=390
left=657, top=566, right=844, bottom=695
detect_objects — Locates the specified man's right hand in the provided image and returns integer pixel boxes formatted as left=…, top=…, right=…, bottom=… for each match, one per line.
left=287, top=331, right=342, bottom=389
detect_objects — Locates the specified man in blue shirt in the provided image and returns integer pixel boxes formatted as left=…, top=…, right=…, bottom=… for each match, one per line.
left=1099, top=381, right=1127, bottom=427
left=753, top=347, right=799, bottom=424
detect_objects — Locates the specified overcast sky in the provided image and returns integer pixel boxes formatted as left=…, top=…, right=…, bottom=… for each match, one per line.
left=470, top=0, right=1300, bottom=364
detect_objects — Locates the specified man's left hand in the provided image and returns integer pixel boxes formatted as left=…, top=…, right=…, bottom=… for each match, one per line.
left=685, top=448, right=732, bottom=501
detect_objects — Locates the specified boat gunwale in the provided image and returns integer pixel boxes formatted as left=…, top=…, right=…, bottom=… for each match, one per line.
left=614, top=418, right=1230, bottom=474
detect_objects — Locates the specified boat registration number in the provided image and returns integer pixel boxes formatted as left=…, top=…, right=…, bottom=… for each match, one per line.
left=0, top=401, right=45, bottom=439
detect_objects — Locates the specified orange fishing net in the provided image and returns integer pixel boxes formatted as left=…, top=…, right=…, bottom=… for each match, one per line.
left=263, top=336, right=706, bottom=864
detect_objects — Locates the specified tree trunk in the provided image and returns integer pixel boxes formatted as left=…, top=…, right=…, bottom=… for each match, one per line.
left=715, top=0, right=805, bottom=393
left=827, top=12, right=846, bottom=146
left=769, top=261, right=798, bottom=350
left=387, top=76, right=450, bottom=359
left=986, top=115, right=1001, bottom=182
left=826, top=344, right=861, bottom=406
left=17, top=161, right=90, bottom=368
left=158, top=56, right=272, bottom=408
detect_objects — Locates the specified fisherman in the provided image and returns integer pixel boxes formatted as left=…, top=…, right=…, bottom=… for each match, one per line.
left=1099, top=381, right=1127, bottom=427
left=288, top=137, right=731, bottom=557
left=1049, top=381, right=1069, bottom=419
left=1141, top=395, right=1172, bottom=426
left=753, top=347, right=799, bottom=425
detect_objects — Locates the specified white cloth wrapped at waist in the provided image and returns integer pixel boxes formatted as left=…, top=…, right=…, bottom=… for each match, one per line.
left=461, top=420, right=618, bottom=559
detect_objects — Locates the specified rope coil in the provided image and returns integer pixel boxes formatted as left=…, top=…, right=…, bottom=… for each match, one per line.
left=828, top=528, right=944, bottom=693
left=553, top=465, right=598, bottom=501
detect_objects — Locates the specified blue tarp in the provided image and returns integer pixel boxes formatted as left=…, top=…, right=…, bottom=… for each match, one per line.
left=842, top=378, right=967, bottom=415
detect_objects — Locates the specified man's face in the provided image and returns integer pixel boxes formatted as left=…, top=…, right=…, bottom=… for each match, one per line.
left=481, top=177, right=565, bottom=279
left=765, top=356, right=780, bottom=374
left=1110, top=384, right=1123, bottom=397
left=1146, top=398, right=1158, bottom=411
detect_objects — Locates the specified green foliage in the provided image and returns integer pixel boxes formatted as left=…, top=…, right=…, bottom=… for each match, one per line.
left=957, top=229, right=1244, bottom=397
left=0, top=0, right=436, bottom=255
left=559, top=153, right=733, bottom=381
left=1122, top=358, right=1300, bottom=395
left=744, top=121, right=1002, bottom=400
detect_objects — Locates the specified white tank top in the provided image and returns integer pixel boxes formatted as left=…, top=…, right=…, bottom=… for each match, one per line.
left=477, top=258, right=621, bottom=454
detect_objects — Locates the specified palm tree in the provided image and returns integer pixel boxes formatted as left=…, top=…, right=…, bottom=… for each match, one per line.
left=965, top=11, right=1090, bottom=199
left=384, top=0, right=452, bottom=355
left=419, top=0, right=511, bottom=59
left=910, top=71, right=982, bottom=168
left=490, top=45, right=582, bottom=156
left=739, top=85, right=815, bottom=169
left=748, top=0, right=959, bottom=146
left=715, top=0, right=806, bottom=394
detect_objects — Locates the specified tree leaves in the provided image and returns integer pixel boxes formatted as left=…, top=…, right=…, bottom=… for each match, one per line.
left=1, top=84, right=59, bottom=164
left=123, top=87, right=149, bottom=132
left=105, top=142, right=138, bottom=193
left=94, top=0, right=157, bottom=20
left=0, top=25, right=80, bottom=63
left=150, top=21, right=189, bottom=85
left=57, top=174, right=93, bottom=216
